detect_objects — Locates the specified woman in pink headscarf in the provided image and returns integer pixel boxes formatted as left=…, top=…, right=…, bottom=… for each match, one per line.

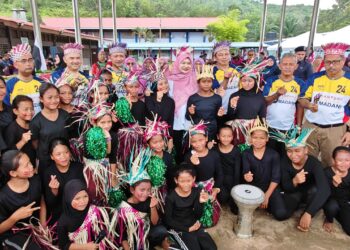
left=168, top=46, right=198, bottom=163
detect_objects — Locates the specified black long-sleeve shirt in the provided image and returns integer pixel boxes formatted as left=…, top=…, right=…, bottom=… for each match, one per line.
left=184, top=150, right=223, bottom=188
left=42, top=162, right=85, bottom=224
left=242, top=147, right=280, bottom=192
left=131, top=99, right=146, bottom=126
left=164, top=187, right=204, bottom=232
left=280, top=155, right=330, bottom=216
left=324, top=167, right=350, bottom=205
left=226, top=89, right=266, bottom=120
left=214, top=145, right=241, bottom=188
left=185, top=93, right=222, bottom=140
left=145, top=94, right=175, bottom=137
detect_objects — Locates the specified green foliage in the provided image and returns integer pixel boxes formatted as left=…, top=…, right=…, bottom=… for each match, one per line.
left=206, top=10, right=249, bottom=42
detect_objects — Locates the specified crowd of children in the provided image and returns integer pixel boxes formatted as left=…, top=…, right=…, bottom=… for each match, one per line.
left=0, top=40, right=350, bottom=250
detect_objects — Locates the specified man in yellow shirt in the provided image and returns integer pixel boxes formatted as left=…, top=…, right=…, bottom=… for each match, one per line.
left=5, top=44, right=45, bottom=114
left=299, top=43, right=350, bottom=167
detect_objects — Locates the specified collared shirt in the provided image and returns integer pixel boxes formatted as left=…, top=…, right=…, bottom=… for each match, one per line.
left=300, top=71, right=350, bottom=125
left=264, top=76, right=304, bottom=130
left=5, top=76, right=45, bottom=114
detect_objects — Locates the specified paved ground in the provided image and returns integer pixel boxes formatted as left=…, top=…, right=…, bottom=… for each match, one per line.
left=206, top=206, right=349, bottom=250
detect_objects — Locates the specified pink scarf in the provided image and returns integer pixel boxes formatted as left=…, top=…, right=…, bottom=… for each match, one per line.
left=168, top=52, right=197, bottom=114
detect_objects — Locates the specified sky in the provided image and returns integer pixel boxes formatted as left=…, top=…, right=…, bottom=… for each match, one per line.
left=267, top=0, right=337, bottom=10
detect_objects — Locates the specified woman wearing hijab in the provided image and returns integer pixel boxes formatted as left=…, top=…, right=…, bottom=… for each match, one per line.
left=57, top=179, right=118, bottom=250
left=167, top=47, right=198, bottom=163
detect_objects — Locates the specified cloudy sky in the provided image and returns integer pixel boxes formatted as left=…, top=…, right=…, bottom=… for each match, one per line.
left=267, top=0, right=337, bottom=9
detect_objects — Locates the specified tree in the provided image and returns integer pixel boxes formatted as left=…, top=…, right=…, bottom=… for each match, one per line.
left=206, top=9, right=249, bottom=42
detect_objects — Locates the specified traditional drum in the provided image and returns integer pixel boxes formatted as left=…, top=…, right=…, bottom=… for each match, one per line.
left=231, top=184, right=264, bottom=238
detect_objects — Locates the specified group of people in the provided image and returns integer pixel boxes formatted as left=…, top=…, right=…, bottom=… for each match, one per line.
left=0, top=38, right=349, bottom=250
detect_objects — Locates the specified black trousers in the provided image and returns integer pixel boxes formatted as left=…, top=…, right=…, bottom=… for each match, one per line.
left=283, top=186, right=318, bottom=218
left=267, top=189, right=289, bottom=221
left=177, top=228, right=217, bottom=250
left=218, top=176, right=238, bottom=214
left=323, top=198, right=350, bottom=236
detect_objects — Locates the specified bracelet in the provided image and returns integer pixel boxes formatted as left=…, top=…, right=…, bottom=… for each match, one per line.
left=105, top=137, right=112, bottom=142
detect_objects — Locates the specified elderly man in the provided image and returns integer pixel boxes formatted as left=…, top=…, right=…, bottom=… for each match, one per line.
left=4, top=44, right=45, bottom=113
left=298, top=43, right=350, bottom=167
left=294, top=46, right=313, bottom=81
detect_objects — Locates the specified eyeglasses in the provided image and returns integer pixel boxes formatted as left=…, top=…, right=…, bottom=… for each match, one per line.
left=324, top=59, right=342, bottom=66
left=18, top=58, right=34, bottom=64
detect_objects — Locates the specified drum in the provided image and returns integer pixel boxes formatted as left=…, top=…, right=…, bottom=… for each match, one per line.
left=231, top=184, right=264, bottom=238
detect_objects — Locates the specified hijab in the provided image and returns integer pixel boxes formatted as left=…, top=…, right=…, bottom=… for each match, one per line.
left=168, top=51, right=197, bottom=113
left=58, top=179, right=90, bottom=232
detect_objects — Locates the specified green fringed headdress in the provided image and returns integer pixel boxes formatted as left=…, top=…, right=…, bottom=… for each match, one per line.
left=269, top=126, right=314, bottom=148
left=123, top=147, right=152, bottom=186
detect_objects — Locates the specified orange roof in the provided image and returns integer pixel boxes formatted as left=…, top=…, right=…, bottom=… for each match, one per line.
left=42, top=17, right=217, bottom=30
left=0, top=16, right=99, bottom=41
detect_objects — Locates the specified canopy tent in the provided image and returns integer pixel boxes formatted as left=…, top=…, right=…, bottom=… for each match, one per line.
left=267, top=25, right=350, bottom=52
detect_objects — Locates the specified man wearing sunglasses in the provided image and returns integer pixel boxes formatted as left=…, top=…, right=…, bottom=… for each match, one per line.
left=298, top=43, right=350, bottom=167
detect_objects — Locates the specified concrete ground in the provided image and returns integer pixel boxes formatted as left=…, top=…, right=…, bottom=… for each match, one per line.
left=206, top=206, right=349, bottom=250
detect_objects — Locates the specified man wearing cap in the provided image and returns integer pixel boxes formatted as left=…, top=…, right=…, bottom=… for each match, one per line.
left=90, top=49, right=107, bottom=77
left=4, top=44, right=45, bottom=114
left=107, top=42, right=129, bottom=97
left=298, top=43, right=350, bottom=167
left=294, top=46, right=313, bottom=81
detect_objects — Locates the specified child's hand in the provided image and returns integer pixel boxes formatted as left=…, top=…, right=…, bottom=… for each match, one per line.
left=145, top=89, right=152, bottom=97
left=199, top=189, right=209, bottom=203
left=156, top=90, right=164, bottom=101
left=111, top=111, right=118, bottom=123
left=260, top=193, right=270, bottom=209
left=207, top=140, right=216, bottom=150
left=190, top=151, right=200, bottom=165
left=332, top=170, right=343, bottom=187
left=49, top=175, right=60, bottom=196
left=149, top=195, right=159, bottom=208
left=293, top=169, right=308, bottom=186
left=230, top=96, right=239, bottom=108
left=85, top=242, right=99, bottom=250
left=244, top=171, right=254, bottom=182
left=167, top=139, right=174, bottom=153
left=211, top=188, right=220, bottom=200
left=10, top=202, right=40, bottom=222
left=216, top=86, right=225, bottom=97
left=189, top=221, right=201, bottom=232
left=188, top=104, right=196, bottom=115
left=217, top=107, right=225, bottom=117
left=103, top=129, right=111, bottom=140
left=21, top=131, right=32, bottom=143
